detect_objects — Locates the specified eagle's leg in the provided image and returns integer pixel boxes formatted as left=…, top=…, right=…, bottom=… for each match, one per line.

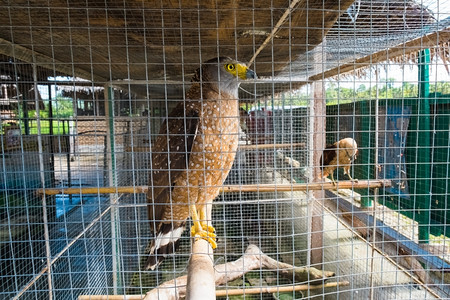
left=198, top=205, right=216, bottom=235
left=189, top=204, right=217, bottom=249
left=344, top=167, right=358, bottom=182
left=346, top=172, right=354, bottom=181
left=330, top=172, right=337, bottom=186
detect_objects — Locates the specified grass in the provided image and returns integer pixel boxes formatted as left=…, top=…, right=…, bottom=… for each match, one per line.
left=18, top=120, right=71, bottom=135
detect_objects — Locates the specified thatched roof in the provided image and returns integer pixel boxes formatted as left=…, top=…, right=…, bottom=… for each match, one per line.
left=0, top=0, right=448, bottom=96
left=0, top=0, right=352, bottom=83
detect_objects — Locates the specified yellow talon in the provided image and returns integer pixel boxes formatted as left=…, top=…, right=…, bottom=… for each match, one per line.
left=190, top=223, right=217, bottom=249
left=201, top=223, right=216, bottom=234
left=189, top=204, right=217, bottom=249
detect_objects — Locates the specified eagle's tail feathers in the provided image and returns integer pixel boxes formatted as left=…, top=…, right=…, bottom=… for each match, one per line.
left=145, top=223, right=185, bottom=271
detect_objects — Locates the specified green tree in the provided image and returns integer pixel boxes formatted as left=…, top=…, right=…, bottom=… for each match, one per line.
left=431, top=81, right=450, bottom=95
left=52, top=96, right=74, bottom=118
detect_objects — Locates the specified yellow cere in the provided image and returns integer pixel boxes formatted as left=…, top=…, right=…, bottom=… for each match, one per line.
left=224, top=63, right=249, bottom=80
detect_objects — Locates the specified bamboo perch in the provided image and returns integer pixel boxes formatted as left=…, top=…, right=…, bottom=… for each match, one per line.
left=77, top=282, right=348, bottom=300
left=78, top=244, right=341, bottom=300
left=215, top=281, right=349, bottom=296
left=125, top=142, right=306, bottom=153
left=37, top=180, right=391, bottom=195
left=239, top=142, right=306, bottom=150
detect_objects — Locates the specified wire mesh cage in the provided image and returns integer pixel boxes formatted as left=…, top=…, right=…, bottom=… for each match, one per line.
left=0, top=1, right=450, bottom=299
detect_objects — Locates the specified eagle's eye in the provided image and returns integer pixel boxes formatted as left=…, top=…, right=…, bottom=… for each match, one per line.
left=225, top=64, right=235, bottom=71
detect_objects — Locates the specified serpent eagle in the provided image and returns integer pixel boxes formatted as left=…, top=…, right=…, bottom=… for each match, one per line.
left=146, top=57, right=256, bottom=270
left=320, top=137, right=358, bottom=185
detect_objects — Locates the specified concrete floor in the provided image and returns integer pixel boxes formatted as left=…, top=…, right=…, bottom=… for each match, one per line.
left=315, top=211, right=437, bottom=299
left=261, top=170, right=440, bottom=299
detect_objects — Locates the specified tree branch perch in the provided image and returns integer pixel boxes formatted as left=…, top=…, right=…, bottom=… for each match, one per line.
left=78, top=245, right=342, bottom=300
left=143, top=244, right=336, bottom=300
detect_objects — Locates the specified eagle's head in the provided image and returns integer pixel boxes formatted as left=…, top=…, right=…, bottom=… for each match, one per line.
left=192, top=56, right=257, bottom=96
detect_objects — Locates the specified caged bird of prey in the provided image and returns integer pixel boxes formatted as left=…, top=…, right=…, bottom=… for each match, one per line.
left=145, top=57, right=256, bottom=270
left=319, top=137, right=358, bottom=185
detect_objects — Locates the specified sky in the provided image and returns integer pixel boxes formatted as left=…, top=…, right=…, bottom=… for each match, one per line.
left=422, top=0, right=450, bottom=22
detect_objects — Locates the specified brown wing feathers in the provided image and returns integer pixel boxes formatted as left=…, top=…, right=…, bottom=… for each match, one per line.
left=148, top=103, right=199, bottom=225
left=320, top=138, right=358, bottom=180
left=145, top=103, right=199, bottom=270
left=321, top=143, right=337, bottom=170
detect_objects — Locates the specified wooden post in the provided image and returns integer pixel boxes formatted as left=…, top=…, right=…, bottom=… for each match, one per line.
left=185, top=204, right=216, bottom=299
left=309, top=40, right=326, bottom=267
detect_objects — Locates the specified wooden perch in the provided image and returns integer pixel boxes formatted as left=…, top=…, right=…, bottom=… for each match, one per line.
left=239, top=142, right=306, bottom=150
left=186, top=205, right=215, bottom=300
left=38, top=180, right=391, bottom=195
left=186, top=239, right=215, bottom=299
left=144, top=244, right=335, bottom=300
left=78, top=282, right=348, bottom=300
left=125, top=143, right=306, bottom=153
left=78, top=244, right=341, bottom=300
left=215, top=281, right=348, bottom=297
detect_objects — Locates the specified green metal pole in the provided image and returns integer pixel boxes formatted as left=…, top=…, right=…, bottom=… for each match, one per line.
left=107, top=86, right=116, bottom=184
left=416, top=49, right=431, bottom=243
left=105, top=85, right=121, bottom=293
left=360, top=100, right=373, bottom=208
left=21, top=84, right=30, bottom=135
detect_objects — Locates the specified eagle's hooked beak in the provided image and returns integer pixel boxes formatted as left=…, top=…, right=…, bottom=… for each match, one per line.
left=237, top=64, right=257, bottom=80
